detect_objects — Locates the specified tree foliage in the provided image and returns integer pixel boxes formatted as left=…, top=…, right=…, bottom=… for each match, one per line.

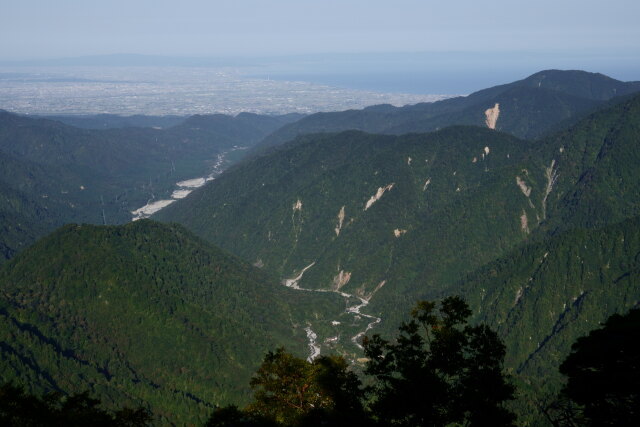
left=364, top=296, right=516, bottom=426
left=213, top=297, right=516, bottom=426
left=244, top=348, right=367, bottom=426
left=205, top=405, right=276, bottom=427
left=0, top=383, right=151, bottom=426
left=555, top=308, right=640, bottom=426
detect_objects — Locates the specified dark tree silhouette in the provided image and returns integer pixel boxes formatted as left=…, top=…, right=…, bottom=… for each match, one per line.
left=205, top=405, right=276, bottom=427
left=363, top=296, right=516, bottom=426
left=0, top=383, right=151, bottom=426
left=558, top=308, right=640, bottom=426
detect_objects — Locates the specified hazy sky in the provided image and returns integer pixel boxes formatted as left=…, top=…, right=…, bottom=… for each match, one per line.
left=2, top=0, right=639, bottom=59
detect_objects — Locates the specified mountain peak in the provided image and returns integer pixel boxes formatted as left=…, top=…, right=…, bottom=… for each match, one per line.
left=517, top=69, right=640, bottom=100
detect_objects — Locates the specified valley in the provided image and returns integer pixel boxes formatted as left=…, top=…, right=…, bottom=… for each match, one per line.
left=0, top=110, right=298, bottom=262
left=131, top=147, right=247, bottom=220
left=282, top=261, right=382, bottom=360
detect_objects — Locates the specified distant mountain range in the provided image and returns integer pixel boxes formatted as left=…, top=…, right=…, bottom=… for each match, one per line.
left=35, top=114, right=188, bottom=130
left=0, top=110, right=299, bottom=261
left=256, top=70, right=640, bottom=150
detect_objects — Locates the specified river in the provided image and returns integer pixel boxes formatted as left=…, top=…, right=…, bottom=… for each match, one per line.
left=131, top=147, right=245, bottom=220
left=283, top=262, right=381, bottom=361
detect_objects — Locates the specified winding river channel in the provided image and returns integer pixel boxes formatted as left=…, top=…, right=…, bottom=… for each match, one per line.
left=283, top=262, right=382, bottom=361
left=131, top=147, right=244, bottom=220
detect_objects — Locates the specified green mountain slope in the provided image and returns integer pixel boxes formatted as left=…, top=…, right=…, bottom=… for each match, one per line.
left=0, top=220, right=343, bottom=424
left=536, top=93, right=640, bottom=231
left=257, top=70, right=640, bottom=150
left=0, top=110, right=293, bottom=179
left=0, top=150, right=82, bottom=260
left=0, top=110, right=295, bottom=263
left=451, top=93, right=640, bottom=417
left=157, top=126, right=551, bottom=335
left=387, top=85, right=601, bottom=138
left=157, top=93, right=640, bottom=373
left=462, top=216, right=640, bottom=382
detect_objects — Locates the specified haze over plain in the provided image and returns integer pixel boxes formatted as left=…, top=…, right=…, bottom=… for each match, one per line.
left=1, top=0, right=639, bottom=95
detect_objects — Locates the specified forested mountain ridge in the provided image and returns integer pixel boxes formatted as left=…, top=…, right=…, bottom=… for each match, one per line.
left=458, top=94, right=640, bottom=415
left=0, top=149, right=81, bottom=260
left=0, top=110, right=297, bottom=263
left=38, top=112, right=304, bottom=131
left=256, top=70, right=640, bottom=150
left=534, top=91, right=640, bottom=232
left=36, top=113, right=187, bottom=130
left=157, top=93, right=640, bottom=392
left=463, top=215, right=640, bottom=381
left=0, top=110, right=296, bottom=176
left=0, top=219, right=343, bottom=424
left=156, top=125, right=549, bottom=332
left=3, top=69, right=635, bottom=265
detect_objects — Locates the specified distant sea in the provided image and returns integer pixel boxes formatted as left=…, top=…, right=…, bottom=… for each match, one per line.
left=247, top=70, right=523, bottom=95
left=249, top=66, right=640, bottom=96
left=245, top=50, right=640, bottom=95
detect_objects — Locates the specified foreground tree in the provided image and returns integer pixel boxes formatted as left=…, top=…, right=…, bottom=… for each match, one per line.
left=0, top=383, right=151, bottom=426
left=208, top=348, right=369, bottom=427
left=208, top=296, right=516, bottom=426
left=363, top=296, right=516, bottom=426
left=555, top=308, right=640, bottom=426
left=205, top=405, right=276, bottom=427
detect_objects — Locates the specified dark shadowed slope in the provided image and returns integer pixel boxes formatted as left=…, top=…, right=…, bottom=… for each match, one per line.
left=0, top=110, right=296, bottom=262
